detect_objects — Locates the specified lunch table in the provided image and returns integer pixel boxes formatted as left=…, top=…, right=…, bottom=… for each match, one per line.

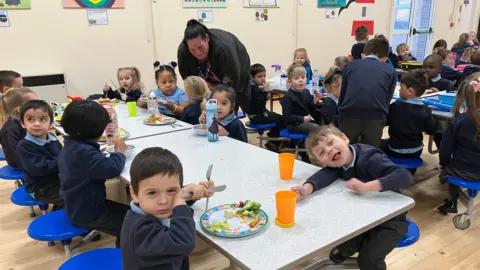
left=118, top=130, right=415, bottom=270
left=53, top=103, right=193, bottom=140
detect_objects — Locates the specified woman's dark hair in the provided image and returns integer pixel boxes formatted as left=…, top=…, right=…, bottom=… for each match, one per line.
left=20, top=100, right=54, bottom=125
left=61, top=100, right=110, bottom=140
left=184, top=19, right=209, bottom=41
left=210, top=78, right=236, bottom=106
left=130, top=147, right=183, bottom=195
left=154, top=61, right=178, bottom=80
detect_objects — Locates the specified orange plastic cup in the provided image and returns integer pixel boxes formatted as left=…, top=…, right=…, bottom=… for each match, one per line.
left=278, top=153, right=295, bottom=180
left=275, top=190, right=297, bottom=228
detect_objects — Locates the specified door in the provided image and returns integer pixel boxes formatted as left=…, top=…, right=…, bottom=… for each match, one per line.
left=391, top=0, right=436, bottom=61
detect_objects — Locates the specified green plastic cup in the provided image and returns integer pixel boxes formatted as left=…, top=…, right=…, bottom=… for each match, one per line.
left=127, top=101, right=137, bottom=117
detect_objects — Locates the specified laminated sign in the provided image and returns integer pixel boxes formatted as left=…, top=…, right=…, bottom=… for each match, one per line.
left=318, top=0, right=346, bottom=7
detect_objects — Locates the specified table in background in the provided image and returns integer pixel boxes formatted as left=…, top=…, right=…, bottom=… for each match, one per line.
left=119, top=131, right=415, bottom=269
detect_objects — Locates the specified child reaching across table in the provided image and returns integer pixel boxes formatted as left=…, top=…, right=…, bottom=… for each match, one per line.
left=437, top=73, right=480, bottom=214
left=103, top=67, right=143, bottom=103
left=182, top=76, right=210, bottom=125
left=321, top=67, right=342, bottom=127
left=291, top=125, right=411, bottom=270
left=153, top=62, right=189, bottom=118
left=121, top=147, right=214, bottom=269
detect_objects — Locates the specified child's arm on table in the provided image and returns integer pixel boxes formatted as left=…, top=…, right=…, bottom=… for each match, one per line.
left=291, top=169, right=340, bottom=201
left=16, top=142, right=59, bottom=176
left=182, top=181, right=214, bottom=205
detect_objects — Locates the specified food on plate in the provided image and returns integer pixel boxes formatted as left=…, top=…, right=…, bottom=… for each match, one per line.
left=145, top=114, right=173, bottom=124
left=208, top=221, right=230, bottom=232
left=97, top=98, right=113, bottom=104
left=100, top=128, right=126, bottom=140
left=249, top=215, right=260, bottom=228
left=235, top=200, right=262, bottom=218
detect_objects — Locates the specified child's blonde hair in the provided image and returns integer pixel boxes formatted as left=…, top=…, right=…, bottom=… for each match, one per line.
left=306, top=125, right=344, bottom=165
left=293, top=48, right=311, bottom=65
left=453, top=72, right=480, bottom=133
left=184, top=76, right=210, bottom=111
left=286, top=63, right=306, bottom=80
left=462, top=47, right=478, bottom=63
left=117, top=67, right=143, bottom=91
left=396, top=43, right=409, bottom=54
left=334, top=56, right=350, bottom=69
left=0, top=87, right=36, bottom=126
left=323, top=67, right=342, bottom=93
left=469, top=31, right=479, bottom=44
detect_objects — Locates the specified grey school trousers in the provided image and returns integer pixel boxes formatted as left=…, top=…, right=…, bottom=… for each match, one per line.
left=339, top=118, right=385, bottom=148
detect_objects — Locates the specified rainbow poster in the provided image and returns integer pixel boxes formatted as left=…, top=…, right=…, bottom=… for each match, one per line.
left=63, top=0, right=125, bottom=9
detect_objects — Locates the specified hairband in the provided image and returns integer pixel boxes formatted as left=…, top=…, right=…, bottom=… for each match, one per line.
left=469, top=77, right=480, bottom=92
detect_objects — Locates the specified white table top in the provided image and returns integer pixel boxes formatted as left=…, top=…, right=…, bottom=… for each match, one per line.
left=120, top=131, right=415, bottom=269
left=54, top=103, right=193, bottom=139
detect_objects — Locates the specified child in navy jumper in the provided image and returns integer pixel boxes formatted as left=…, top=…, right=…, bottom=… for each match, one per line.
left=16, top=100, right=63, bottom=209
left=199, top=81, right=247, bottom=142
left=321, top=67, right=342, bottom=126
left=381, top=70, right=437, bottom=174
left=396, top=43, right=417, bottom=62
left=351, top=26, right=369, bottom=60
left=281, top=64, right=321, bottom=135
left=291, top=126, right=411, bottom=270
left=59, top=100, right=130, bottom=248
left=103, top=67, right=143, bottom=103
left=339, top=38, right=397, bottom=148
left=437, top=73, right=480, bottom=214
left=0, top=88, right=37, bottom=170
left=423, top=54, right=454, bottom=91
left=293, top=48, right=313, bottom=81
left=438, top=49, right=462, bottom=82
left=181, top=76, right=209, bottom=125
left=121, top=147, right=215, bottom=270
left=461, top=50, right=480, bottom=80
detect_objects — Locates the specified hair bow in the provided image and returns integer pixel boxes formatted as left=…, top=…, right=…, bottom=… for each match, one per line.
left=469, top=77, right=480, bottom=92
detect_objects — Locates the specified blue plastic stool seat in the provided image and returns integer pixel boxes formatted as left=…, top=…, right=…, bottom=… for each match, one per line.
left=59, top=248, right=122, bottom=270
left=397, top=218, right=420, bottom=248
left=247, top=122, right=276, bottom=134
left=237, top=111, right=246, bottom=119
left=388, top=157, right=424, bottom=169
left=0, top=165, right=24, bottom=180
left=0, top=148, right=6, bottom=161
left=448, top=177, right=480, bottom=198
left=11, top=186, right=49, bottom=207
left=280, top=129, right=308, bottom=140
left=28, top=209, right=87, bottom=242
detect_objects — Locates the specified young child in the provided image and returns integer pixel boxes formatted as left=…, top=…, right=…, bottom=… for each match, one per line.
left=433, top=39, right=448, bottom=54
left=59, top=100, right=129, bottom=248
left=438, top=49, right=462, bottom=82
left=200, top=81, right=248, bottom=142
left=293, top=48, right=313, bottom=81
left=182, top=76, right=209, bottom=125
left=462, top=50, right=480, bottom=79
left=247, top=63, right=284, bottom=139
left=153, top=62, right=189, bottom=118
left=338, top=38, right=396, bottom=148
left=334, top=56, right=350, bottom=69
left=103, top=67, right=143, bottom=103
left=459, top=47, right=479, bottom=65
left=468, top=31, right=479, bottom=46
left=396, top=43, right=417, bottom=62
left=437, top=73, right=480, bottom=214
left=16, top=100, right=63, bottom=209
left=280, top=64, right=321, bottom=135
left=121, top=147, right=214, bottom=269
left=0, top=88, right=37, bottom=169
left=351, top=26, right=369, bottom=60
left=291, top=125, right=411, bottom=270
left=381, top=70, right=437, bottom=174
left=423, top=53, right=454, bottom=91
left=0, top=70, right=23, bottom=93
left=321, top=67, right=342, bottom=127
left=452, top=33, right=473, bottom=65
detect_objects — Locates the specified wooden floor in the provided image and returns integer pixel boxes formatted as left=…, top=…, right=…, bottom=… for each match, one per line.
left=1, top=102, right=479, bottom=270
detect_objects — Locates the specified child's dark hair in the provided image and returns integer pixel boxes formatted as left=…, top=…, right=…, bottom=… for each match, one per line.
left=183, top=19, right=210, bottom=42
left=437, top=49, right=452, bottom=60
left=154, top=61, right=178, bottom=80
left=424, top=53, right=443, bottom=67
left=20, top=100, right=54, bottom=125
left=471, top=50, right=480, bottom=65
left=364, top=38, right=389, bottom=59
left=433, top=39, right=448, bottom=51
left=250, top=63, right=266, bottom=77
left=400, top=70, right=429, bottom=97
left=355, top=26, right=369, bottom=42
left=61, top=100, right=110, bottom=140
left=210, top=78, right=236, bottom=106
left=130, top=147, right=183, bottom=195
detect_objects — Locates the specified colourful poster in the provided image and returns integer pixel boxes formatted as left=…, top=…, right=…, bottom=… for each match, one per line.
left=183, top=0, right=228, bottom=8
left=63, top=0, right=125, bottom=9
left=318, top=0, right=346, bottom=7
left=0, top=0, right=31, bottom=9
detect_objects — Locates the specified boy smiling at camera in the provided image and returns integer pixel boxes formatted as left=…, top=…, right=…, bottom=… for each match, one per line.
left=291, top=125, right=412, bottom=270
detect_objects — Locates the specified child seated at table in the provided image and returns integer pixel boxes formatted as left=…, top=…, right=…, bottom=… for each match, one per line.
left=121, top=147, right=214, bottom=269
left=153, top=61, right=189, bottom=119
left=293, top=48, right=313, bottom=81
left=433, top=39, right=448, bottom=54
left=281, top=64, right=321, bottom=135
left=16, top=100, right=64, bottom=209
left=351, top=26, right=369, bottom=60
left=334, top=56, right=350, bottom=69
left=438, top=49, right=462, bottom=82
left=437, top=73, right=480, bottom=214
left=59, top=100, right=129, bottom=248
left=462, top=50, right=480, bottom=79
left=423, top=53, right=454, bottom=91
left=182, top=76, right=210, bottom=125
left=321, top=67, right=342, bottom=127
left=0, top=88, right=37, bottom=170
left=0, top=70, right=23, bottom=93
left=380, top=70, right=437, bottom=174
left=396, top=43, right=417, bottom=62
left=103, top=67, right=143, bottom=104
left=200, top=80, right=247, bottom=142
left=291, top=125, right=411, bottom=270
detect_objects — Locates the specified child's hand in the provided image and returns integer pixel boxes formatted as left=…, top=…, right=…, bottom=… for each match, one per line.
left=262, top=82, right=270, bottom=92
left=430, top=87, right=440, bottom=93
left=113, top=138, right=128, bottom=153
left=291, top=183, right=314, bottom=202
left=120, top=93, right=127, bottom=101
left=199, top=111, right=206, bottom=124
left=103, top=84, right=110, bottom=92
left=304, top=115, right=313, bottom=122
left=183, top=183, right=208, bottom=200
left=156, top=98, right=167, bottom=105
left=218, top=126, right=229, bottom=136
left=346, top=178, right=382, bottom=192
left=174, top=187, right=187, bottom=207
left=199, top=180, right=215, bottom=197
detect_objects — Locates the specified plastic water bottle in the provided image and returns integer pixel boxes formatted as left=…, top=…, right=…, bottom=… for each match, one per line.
left=311, top=68, right=320, bottom=92
left=280, top=74, right=287, bottom=90
left=147, top=91, right=157, bottom=116
left=206, top=99, right=219, bottom=142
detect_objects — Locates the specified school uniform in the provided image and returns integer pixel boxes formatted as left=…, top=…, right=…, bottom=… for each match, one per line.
left=388, top=52, right=400, bottom=68
left=0, top=117, right=26, bottom=170
left=441, top=64, right=462, bottom=82
left=462, top=64, right=480, bottom=80
left=153, top=88, right=189, bottom=117
left=181, top=101, right=202, bottom=125
left=280, top=88, right=319, bottom=134
left=59, top=136, right=129, bottom=248
left=247, top=81, right=284, bottom=137
left=351, top=43, right=366, bottom=60
left=338, top=55, right=397, bottom=147
left=218, top=113, right=247, bottom=143
left=16, top=133, right=64, bottom=208
left=397, top=55, right=417, bottom=62
left=305, top=144, right=411, bottom=270
left=303, top=62, right=313, bottom=81
left=121, top=201, right=196, bottom=270
left=429, top=75, right=453, bottom=91
left=105, top=87, right=143, bottom=102
left=321, top=94, right=339, bottom=127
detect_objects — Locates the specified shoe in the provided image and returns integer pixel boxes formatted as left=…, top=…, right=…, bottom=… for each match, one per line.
left=437, top=199, right=458, bottom=215
left=329, top=248, right=347, bottom=264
